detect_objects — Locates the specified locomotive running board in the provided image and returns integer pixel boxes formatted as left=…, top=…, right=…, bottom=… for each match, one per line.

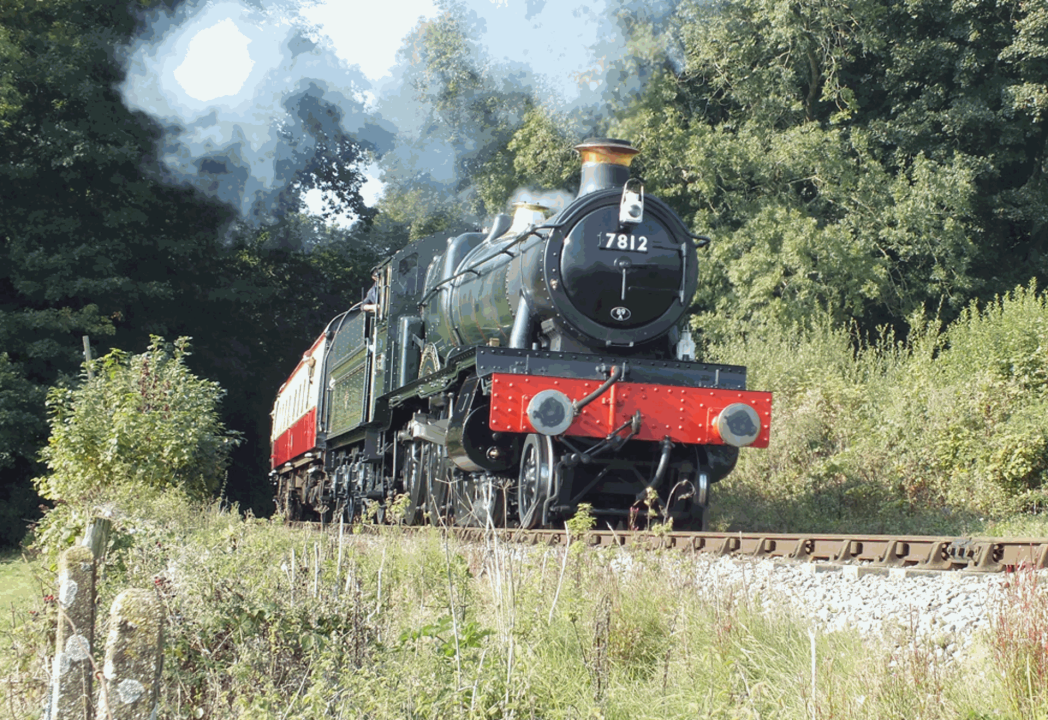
left=473, top=346, right=749, bottom=389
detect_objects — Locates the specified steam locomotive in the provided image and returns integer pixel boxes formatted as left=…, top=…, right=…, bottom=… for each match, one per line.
left=270, top=139, right=771, bottom=530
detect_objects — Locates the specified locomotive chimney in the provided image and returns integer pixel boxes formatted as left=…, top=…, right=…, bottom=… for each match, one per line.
left=574, top=138, right=639, bottom=197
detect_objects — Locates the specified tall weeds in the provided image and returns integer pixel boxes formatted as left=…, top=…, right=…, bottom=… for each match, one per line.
left=992, top=566, right=1048, bottom=719
left=2, top=503, right=1045, bottom=719
left=705, top=282, right=1048, bottom=535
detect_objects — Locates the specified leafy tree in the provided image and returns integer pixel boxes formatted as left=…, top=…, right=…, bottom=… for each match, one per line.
left=36, top=337, right=240, bottom=505
left=504, top=109, right=581, bottom=196
left=0, top=0, right=239, bottom=542
left=855, top=0, right=1048, bottom=298
left=588, top=0, right=1047, bottom=340
left=376, top=0, right=537, bottom=236
left=0, top=0, right=389, bottom=543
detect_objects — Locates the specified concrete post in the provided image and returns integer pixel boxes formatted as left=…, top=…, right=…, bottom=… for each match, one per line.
left=97, top=590, right=164, bottom=720
left=48, top=545, right=96, bottom=720
left=81, top=517, right=112, bottom=562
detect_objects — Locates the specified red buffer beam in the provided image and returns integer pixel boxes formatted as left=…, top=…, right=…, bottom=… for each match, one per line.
left=489, top=372, right=772, bottom=446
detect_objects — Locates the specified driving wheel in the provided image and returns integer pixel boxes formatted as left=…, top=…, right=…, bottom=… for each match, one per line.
left=518, top=434, right=554, bottom=528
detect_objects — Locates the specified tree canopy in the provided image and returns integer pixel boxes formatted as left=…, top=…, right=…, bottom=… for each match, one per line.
left=0, top=0, right=380, bottom=543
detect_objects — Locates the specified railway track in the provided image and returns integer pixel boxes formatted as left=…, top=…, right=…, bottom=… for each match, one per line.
left=296, top=522, right=1048, bottom=573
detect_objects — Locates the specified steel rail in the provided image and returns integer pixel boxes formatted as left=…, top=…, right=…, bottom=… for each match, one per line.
left=293, top=522, right=1048, bottom=573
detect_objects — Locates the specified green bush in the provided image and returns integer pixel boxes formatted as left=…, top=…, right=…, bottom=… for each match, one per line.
left=705, top=283, right=1048, bottom=534
left=30, top=337, right=240, bottom=556
left=35, top=336, right=239, bottom=505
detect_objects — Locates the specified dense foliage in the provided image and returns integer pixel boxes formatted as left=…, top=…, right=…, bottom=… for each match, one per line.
left=0, top=0, right=383, bottom=544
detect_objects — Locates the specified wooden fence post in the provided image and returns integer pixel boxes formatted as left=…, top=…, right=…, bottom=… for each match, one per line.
left=97, top=589, right=164, bottom=720
left=48, top=545, right=96, bottom=720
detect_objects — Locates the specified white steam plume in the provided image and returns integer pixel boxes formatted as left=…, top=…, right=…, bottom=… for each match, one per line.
left=117, top=0, right=687, bottom=225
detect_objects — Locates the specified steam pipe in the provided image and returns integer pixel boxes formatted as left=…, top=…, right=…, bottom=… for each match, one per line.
left=509, top=294, right=533, bottom=349
left=638, top=436, right=674, bottom=499
left=571, top=364, right=624, bottom=415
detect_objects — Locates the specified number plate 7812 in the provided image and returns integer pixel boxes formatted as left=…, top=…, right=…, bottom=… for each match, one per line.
left=601, top=233, right=648, bottom=253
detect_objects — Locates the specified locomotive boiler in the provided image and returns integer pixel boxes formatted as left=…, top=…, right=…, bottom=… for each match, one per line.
left=270, top=139, right=772, bottom=530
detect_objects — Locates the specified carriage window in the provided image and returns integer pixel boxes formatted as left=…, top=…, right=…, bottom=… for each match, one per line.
left=396, top=254, right=420, bottom=296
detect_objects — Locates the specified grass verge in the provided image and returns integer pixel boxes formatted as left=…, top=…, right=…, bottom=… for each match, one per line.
left=0, top=550, right=42, bottom=628
left=2, top=501, right=1045, bottom=719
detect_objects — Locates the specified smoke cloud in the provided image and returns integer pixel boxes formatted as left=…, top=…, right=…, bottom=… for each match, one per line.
left=120, top=0, right=395, bottom=223
left=118, top=0, right=685, bottom=225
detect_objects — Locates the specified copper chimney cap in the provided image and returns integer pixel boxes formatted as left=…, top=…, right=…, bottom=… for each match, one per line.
left=574, top=138, right=640, bottom=166
left=574, top=138, right=639, bottom=197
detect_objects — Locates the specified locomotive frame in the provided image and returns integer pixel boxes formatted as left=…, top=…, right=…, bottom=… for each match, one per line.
left=270, top=139, right=772, bottom=530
